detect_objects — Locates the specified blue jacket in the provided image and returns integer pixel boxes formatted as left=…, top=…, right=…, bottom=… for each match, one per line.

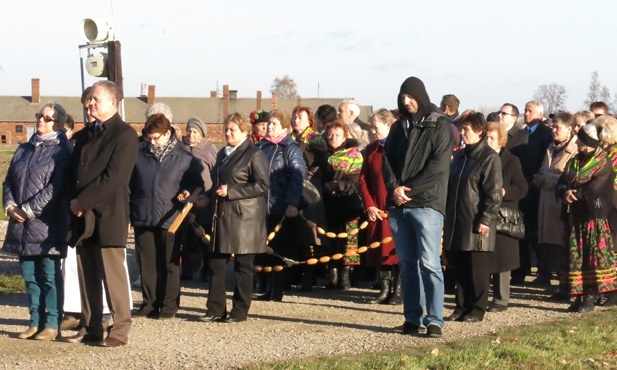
left=2, top=132, right=72, bottom=257
left=130, top=142, right=204, bottom=229
left=257, top=135, right=306, bottom=216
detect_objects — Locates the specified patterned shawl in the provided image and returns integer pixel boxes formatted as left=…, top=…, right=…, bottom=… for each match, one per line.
left=564, top=147, right=608, bottom=186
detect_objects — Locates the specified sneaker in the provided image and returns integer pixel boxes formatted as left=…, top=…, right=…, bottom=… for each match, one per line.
left=392, top=322, right=421, bottom=335
left=426, top=324, right=442, bottom=338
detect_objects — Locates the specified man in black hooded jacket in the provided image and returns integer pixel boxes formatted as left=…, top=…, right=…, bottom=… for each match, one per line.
left=383, top=76, right=453, bottom=338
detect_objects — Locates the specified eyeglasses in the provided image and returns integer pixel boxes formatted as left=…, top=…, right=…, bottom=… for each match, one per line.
left=35, top=113, right=57, bottom=123
left=498, top=111, right=516, bottom=117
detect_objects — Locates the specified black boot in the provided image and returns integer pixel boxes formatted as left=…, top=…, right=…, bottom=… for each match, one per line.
left=578, top=294, right=597, bottom=313
left=567, top=296, right=581, bottom=312
left=298, top=266, right=314, bottom=292
left=371, top=266, right=382, bottom=290
left=325, top=266, right=339, bottom=290
left=256, top=275, right=272, bottom=301
left=369, top=270, right=391, bottom=304
left=271, top=272, right=284, bottom=302
left=388, top=266, right=403, bottom=305
left=603, top=292, right=617, bottom=307
left=340, top=267, right=351, bottom=290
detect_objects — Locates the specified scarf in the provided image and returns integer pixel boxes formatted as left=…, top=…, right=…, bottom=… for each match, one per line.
left=30, top=131, right=60, bottom=146
left=328, top=145, right=363, bottom=175
left=604, top=144, right=617, bottom=189
left=224, top=137, right=248, bottom=157
left=552, top=137, right=572, bottom=156
left=564, top=147, right=607, bottom=185
left=149, top=135, right=177, bottom=163
left=265, top=132, right=288, bottom=145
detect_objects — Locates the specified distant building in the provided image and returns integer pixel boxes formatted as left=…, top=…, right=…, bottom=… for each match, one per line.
left=0, top=79, right=373, bottom=144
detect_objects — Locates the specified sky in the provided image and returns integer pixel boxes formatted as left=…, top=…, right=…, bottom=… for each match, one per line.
left=1, top=0, right=616, bottom=113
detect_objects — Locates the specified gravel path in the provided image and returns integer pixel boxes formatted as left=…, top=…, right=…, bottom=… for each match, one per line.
left=0, top=220, right=594, bottom=369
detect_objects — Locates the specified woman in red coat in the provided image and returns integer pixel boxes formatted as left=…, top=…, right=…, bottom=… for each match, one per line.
left=359, top=109, right=399, bottom=304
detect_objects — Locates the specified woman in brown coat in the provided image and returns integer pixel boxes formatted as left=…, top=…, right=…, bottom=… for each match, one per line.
left=533, top=113, right=578, bottom=296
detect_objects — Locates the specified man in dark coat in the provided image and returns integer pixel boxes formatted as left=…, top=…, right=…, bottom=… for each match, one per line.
left=383, top=76, right=453, bottom=338
left=512, top=101, right=553, bottom=285
left=498, top=103, right=528, bottom=158
left=63, top=81, right=138, bottom=347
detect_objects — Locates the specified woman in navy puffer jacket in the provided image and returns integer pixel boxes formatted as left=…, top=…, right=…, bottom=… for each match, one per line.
left=130, top=114, right=203, bottom=319
left=2, top=102, right=72, bottom=341
left=256, top=109, right=310, bottom=301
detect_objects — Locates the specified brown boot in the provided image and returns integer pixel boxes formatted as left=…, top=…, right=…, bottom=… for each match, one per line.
left=34, top=328, right=58, bottom=341
left=18, top=326, right=39, bottom=340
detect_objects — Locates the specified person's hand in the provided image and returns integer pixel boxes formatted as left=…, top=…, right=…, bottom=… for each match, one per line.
left=216, top=184, right=228, bottom=198
left=393, top=186, right=412, bottom=206
left=477, top=223, right=490, bottom=236
left=564, top=189, right=578, bottom=204
left=177, top=190, right=191, bottom=203
left=7, top=206, right=27, bottom=223
left=366, top=206, right=384, bottom=222
left=70, top=199, right=84, bottom=217
left=194, top=194, right=210, bottom=208
left=285, top=204, right=298, bottom=218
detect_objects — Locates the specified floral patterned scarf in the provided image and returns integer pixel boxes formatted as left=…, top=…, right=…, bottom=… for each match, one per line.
left=604, top=144, right=617, bottom=189
left=564, top=147, right=607, bottom=185
left=293, top=127, right=327, bottom=148
left=327, top=146, right=363, bottom=175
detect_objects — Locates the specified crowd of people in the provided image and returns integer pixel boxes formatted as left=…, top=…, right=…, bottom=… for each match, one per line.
left=3, top=76, right=617, bottom=346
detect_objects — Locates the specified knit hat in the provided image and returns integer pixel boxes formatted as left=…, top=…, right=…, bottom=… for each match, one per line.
left=577, top=122, right=600, bottom=148
left=250, top=110, right=269, bottom=125
left=186, top=117, right=206, bottom=137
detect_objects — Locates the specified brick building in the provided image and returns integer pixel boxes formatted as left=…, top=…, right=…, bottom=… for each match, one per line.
left=0, top=79, right=373, bottom=144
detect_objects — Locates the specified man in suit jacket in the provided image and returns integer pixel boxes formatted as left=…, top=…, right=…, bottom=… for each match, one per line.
left=512, top=101, right=553, bottom=285
left=63, top=81, right=138, bottom=347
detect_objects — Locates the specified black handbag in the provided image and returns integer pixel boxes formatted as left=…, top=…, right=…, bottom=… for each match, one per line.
left=496, top=207, right=525, bottom=239
left=283, top=145, right=321, bottom=209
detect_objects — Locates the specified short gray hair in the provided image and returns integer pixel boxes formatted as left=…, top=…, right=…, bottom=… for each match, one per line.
left=145, top=102, right=173, bottom=123
left=341, top=99, right=360, bottom=116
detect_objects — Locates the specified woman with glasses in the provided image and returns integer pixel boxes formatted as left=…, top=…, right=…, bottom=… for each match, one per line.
left=129, top=113, right=203, bottom=319
left=2, top=102, right=72, bottom=340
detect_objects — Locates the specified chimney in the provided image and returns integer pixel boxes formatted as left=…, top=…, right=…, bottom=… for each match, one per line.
left=140, top=83, right=148, bottom=97
left=271, top=93, right=278, bottom=109
left=296, top=98, right=302, bottom=107
left=223, top=85, right=230, bottom=116
left=256, top=91, right=262, bottom=109
left=147, top=85, right=156, bottom=105
left=229, top=90, right=238, bottom=100
left=31, top=78, right=40, bottom=104
left=210, top=90, right=217, bottom=98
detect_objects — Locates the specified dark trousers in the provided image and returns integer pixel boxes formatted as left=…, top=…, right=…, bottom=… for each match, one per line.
left=76, top=240, right=132, bottom=343
left=134, top=227, right=181, bottom=315
left=448, top=251, right=491, bottom=317
left=206, top=253, right=254, bottom=320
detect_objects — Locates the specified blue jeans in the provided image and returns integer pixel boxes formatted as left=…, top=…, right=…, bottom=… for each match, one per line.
left=20, top=257, right=63, bottom=329
left=389, top=207, right=445, bottom=328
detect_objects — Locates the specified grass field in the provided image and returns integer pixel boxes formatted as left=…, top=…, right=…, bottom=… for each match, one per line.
left=248, top=309, right=617, bottom=370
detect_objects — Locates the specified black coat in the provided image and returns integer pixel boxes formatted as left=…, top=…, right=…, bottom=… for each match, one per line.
left=130, top=142, right=204, bottom=229
left=489, top=148, right=528, bottom=272
left=68, top=113, right=139, bottom=247
left=209, top=138, right=269, bottom=254
left=383, top=77, right=453, bottom=215
left=2, top=133, right=72, bottom=257
left=506, top=125, right=529, bottom=160
left=444, top=139, right=503, bottom=253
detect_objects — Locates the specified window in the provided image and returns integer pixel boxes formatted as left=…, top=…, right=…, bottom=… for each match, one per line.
left=15, top=125, right=23, bottom=133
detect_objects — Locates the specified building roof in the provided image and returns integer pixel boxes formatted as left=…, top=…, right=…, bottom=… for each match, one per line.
left=0, top=96, right=373, bottom=124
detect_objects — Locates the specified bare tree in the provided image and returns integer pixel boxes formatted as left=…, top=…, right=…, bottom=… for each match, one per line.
left=532, top=83, right=567, bottom=114
left=270, top=75, right=299, bottom=99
